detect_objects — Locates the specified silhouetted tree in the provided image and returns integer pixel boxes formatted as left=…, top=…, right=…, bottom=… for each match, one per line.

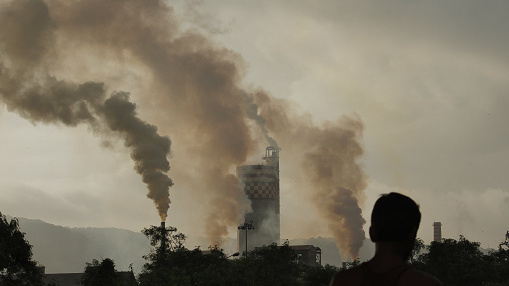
left=139, top=224, right=354, bottom=285
left=408, top=237, right=426, bottom=264
left=138, top=224, right=195, bottom=285
left=141, top=225, right=186, bottom=253
left=0, top=213, right=43, bottom=286
left=81, top=258, right=133, bottom=286
left=300, top=264, right=339, bottom=286
left=414, top=236, right=490, bottom=286
left=230, top=242, right=302, bottom=286
left=484, top=240, right=509, bottom=285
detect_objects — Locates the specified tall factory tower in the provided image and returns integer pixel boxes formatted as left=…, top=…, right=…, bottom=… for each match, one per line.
left=433, top=222, right=442, bottom=242
left=237, top=146, right=280, bottom=254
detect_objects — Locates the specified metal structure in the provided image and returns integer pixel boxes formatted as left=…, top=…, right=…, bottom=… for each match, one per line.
left=237, top=146, right=280, bottom=253
left=433, top=222, right=442, bottom=242
left=159, top=221, right=176, bottom=252
left=238, top=222, right=255, bottom=255
left=161, top=221, right=166, bottom=252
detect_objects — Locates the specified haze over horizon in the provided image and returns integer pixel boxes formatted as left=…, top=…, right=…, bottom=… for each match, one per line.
left=1, top=0, right=508, bottom=259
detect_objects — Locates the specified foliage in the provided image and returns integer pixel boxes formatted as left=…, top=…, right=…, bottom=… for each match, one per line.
left=93, top=226, right=509, bottom=285
left=408, top=237, right=425, bottom=264
left=137, top=225, right=338, bottom=286
left=0, top=212, right=44, bottom=286
left=142, top=225, right=186, bottom=252
left=300, top=264, right=339, bottom=286
left=139, top=245, right=232, bottom=285
left=137, top=225, right=509, bottom=285
left=81, top=258, right=134, bottom=286
left=485, top=246, right=509, bottom=286
left=139, top=224, right=187, bottom=268
left=412, top=235, right=508, bottom=286
left=231, top=242, right=302, bottom=286
left=347, top=258, right=361, bottom=269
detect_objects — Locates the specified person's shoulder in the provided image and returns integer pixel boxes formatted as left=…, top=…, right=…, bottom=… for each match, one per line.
left=329, top=265, right=363, bottom=286
left=399, top=268, right=442, bottom=286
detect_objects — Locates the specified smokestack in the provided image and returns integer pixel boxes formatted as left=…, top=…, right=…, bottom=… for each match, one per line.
left=433, top=222, right=442, bottom=242
left=161, top=221, right=166, bottom=252
left=237, top=146, right=280, bottom=253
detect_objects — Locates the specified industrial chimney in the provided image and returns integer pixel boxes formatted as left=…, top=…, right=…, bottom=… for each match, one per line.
left=237, top=146, right=280, bottom=253
left=161, top=221, right=167, bottom=252
left=433, top=222, right=442, bottom=242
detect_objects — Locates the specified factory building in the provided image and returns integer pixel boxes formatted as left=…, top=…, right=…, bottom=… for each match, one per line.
left=290, top=245, right=322, bottom=266
left=253, top=245, right=322, bottom=266
left=237, top=146, right=280, bottom=254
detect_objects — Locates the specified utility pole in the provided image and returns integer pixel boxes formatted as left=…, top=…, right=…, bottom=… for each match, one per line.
left=238, top=222, right=255, bottom=255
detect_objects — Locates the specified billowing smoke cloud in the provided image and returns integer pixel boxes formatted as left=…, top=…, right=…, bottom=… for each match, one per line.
left=0, top=0, right=172, bottom=221
left=0, top=0, right=368, bottom=251
left=254, top=92, right=367, bottom=258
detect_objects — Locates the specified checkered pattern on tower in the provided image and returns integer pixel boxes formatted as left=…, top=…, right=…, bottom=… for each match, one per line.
left=244, top=181, right=277, bottom=199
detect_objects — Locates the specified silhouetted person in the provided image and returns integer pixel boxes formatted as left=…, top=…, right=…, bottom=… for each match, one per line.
left=330, top=192, right=441, bottom=286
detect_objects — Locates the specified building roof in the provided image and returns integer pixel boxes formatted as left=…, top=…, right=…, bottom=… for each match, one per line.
left=290, top=245, right=321, bottom=251
left=43, top=271, right=135, bottom=286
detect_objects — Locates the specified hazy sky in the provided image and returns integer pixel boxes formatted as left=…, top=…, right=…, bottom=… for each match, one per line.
left=1, top=0, right=509, bottom=252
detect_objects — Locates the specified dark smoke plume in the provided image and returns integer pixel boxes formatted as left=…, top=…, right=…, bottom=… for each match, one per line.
left=254, top=92, right=367, bottom=258
left=0, top=0, right=173, bottom=221
left=0, top=0, right=368, bottom=252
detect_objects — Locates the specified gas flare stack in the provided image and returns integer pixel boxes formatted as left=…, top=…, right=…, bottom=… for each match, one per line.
left=237, top=146, right=280, bottom=253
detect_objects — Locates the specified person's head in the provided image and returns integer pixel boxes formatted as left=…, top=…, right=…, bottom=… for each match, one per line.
left=369, top=192, right=421, bottom=243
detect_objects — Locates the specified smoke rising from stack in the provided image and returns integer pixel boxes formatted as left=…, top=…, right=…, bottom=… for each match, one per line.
left=0, top=0, right=367, bottom=255
left=254, top=93, right=367, bottom=258
left=243, top=91, right=279, bottom=149
left=0, top=0, right=172, bottom=221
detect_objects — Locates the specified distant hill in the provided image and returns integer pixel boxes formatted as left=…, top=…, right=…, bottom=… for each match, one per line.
left=14, top=217, right=150, bottom=274
left=12, top=215, right=374, bottom=274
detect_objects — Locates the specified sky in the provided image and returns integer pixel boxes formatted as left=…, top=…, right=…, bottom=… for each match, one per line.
left=1, top=0, right=509, bottom=256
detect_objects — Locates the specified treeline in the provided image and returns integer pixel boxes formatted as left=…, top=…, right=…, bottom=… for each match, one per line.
left=2, top=212, right=508, bottom=286
left=409, top=236, right=509, bottom=286
left=90, top=226, right=509, bottom=286
left=135, top=225, right=337, bottom=286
